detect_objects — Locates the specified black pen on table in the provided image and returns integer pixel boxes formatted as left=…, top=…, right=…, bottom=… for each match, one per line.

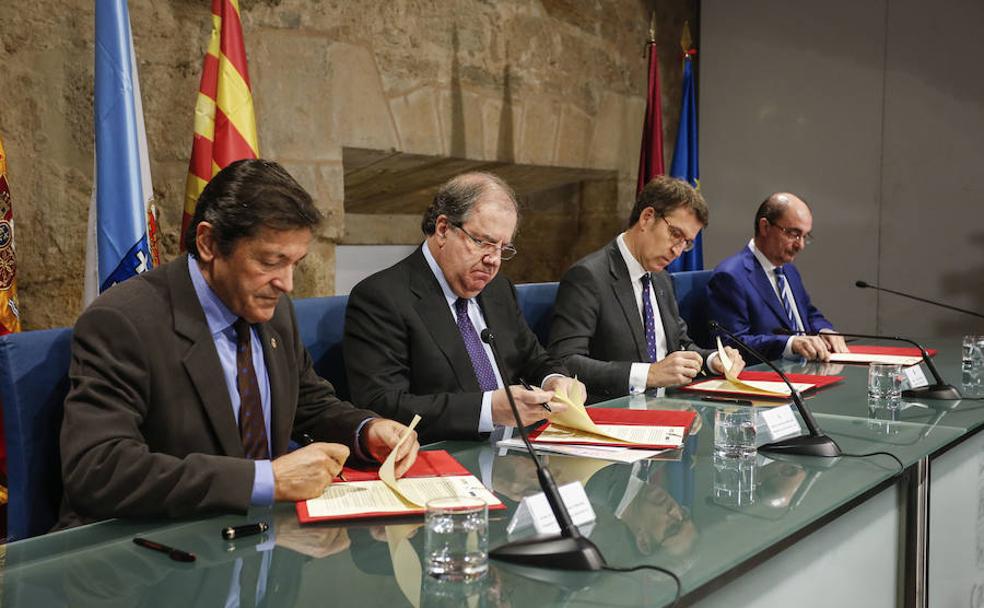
left=221, top=522, right=269, bottom=540
left=133, top=537, right=196, bottom=562
left=700, top=395, right=754, bottom=406
left=519, top=377, right=552, bottom=412
left=300, top=432, right=347, bottom=481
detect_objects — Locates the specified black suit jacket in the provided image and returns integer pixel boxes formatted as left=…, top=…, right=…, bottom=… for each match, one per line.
left=344, top=246, right=567, bottom=443
left=549, top=239, right=713, bottom=402
left=57, top=255, right=376, bottom=528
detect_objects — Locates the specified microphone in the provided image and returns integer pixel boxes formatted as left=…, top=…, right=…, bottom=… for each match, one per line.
left=709, top=321, right=841, bottom=457
left=856, top=280, right=984, bottom=320
left=774, top=327, right=960, bottom=400
left=479, top=329, right=606, bottom=571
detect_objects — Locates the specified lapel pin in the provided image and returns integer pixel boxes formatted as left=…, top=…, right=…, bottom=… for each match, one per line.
left=270, top=337, right=278, bottom=349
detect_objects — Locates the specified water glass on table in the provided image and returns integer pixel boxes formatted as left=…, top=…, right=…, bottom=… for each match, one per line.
left=868, top=362, right=903, bottom=409
left=714, top=407, right=757, bottom=458
left=424, top=496, right=489, bottom=582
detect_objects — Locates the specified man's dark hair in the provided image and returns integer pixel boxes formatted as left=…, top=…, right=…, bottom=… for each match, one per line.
left=628, top=175, right=709, bottom=228
left=753, top=192, right=809, bottom=236
left=421, top=172, right=519, bottom=235
left=183, top=158, right=322, bottom=257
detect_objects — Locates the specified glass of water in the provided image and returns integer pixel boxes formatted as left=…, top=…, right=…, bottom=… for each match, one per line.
left=962, top=336, right=984, bottom=368
left=868, top=362, right=903, bottom=409
left=424, top=496, right=488, bottom=581
left=714, top=407, right=757, bottom=458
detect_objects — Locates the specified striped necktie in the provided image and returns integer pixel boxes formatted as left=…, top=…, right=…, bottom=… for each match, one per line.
left=773, top=267, right=800, bottom=331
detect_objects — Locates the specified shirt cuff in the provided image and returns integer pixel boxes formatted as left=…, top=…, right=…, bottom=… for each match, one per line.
left=706, top=351, right=720, bottom=374
left=479, top=391, right=494, bottom=433
left=782, top=336, right=797, bottom=359
left=629, top=362, right=649, bottom=393
left=539, top=373, right=565, bottom=389
left=353, top=417, right=376, bottom=462
left=250, top=460, right=275, bottom=506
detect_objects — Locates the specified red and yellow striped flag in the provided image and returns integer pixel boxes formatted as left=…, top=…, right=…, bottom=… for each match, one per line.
left=181, top=0, right=259, bottom=246
left=0, top=134, right=21, bottom=335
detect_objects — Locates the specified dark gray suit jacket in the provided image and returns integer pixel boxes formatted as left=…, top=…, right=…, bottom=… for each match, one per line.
left=549, top=239, right=713, bottom=402
left=344, top=246, right=567, bottom=443
left=57, top=255, right=375, bottom=528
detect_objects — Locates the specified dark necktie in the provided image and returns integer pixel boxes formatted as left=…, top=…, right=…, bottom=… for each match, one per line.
left=640, top=274, right=658, bottom=363
left=234, top=318, right=270, bottom=459
left=774, top=267, right=800, bottom=330
left=454, top=298, right=499, bottom=391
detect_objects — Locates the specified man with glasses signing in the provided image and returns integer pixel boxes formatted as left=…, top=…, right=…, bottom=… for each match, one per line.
left=707, top=192, right=847, bottom=361
left=549, top=176, right=744, bottom=403
left=344, top=172, right=577, bottom=443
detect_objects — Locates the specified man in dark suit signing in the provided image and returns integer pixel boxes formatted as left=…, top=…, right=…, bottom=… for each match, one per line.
left=344, top=172, right=578, bottom=443
left=549, top=176, right=744, bottom=403
left=58, top=159, right=418, bottom=528
left=706, top=192, right=847, bottom=361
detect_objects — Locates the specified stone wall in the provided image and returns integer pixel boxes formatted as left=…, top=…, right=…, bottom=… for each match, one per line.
left=0, top=0, right=697, bottom=329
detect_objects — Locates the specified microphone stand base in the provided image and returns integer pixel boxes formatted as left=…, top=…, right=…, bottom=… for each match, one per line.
left=761, top=433, right=842, bottom=458
left=903, top=384, right=961, bottom=400
left=490, top=534, right=606, bottom=571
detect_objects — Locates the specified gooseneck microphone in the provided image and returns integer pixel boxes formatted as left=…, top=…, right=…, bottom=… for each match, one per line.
left=710, top=321, right=842, bottom=457
left=480, top=329, right=606, bottom=571
left=855, top=280, right=984, bottom=320
left=773, top=327, right=961, bottom=400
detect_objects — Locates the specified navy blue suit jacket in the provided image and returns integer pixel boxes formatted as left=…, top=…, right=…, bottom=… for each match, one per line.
left=706, top=246, right=833, bottom=360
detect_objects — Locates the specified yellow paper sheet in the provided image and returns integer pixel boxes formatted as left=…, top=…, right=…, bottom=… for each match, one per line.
left=379, top=414, right=424, bottom=506
left=547, top=380, right=648, bottom=444
left=715, top=338, right=791, bottom=397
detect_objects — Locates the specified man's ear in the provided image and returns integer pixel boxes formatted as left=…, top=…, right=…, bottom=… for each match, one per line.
left=195, top=222, right=217, bottom=263
left=757, top=217, right=769, bottom=238
left=639, top=206, right=657, bottom=230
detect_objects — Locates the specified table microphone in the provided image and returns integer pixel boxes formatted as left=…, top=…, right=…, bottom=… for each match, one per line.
left=773, top=327, right=961, bottom=400
left=710, top=321, right=841, bottom=457
left=479, top=329, right=606, bottom=571
left=855, top=280, right=984, bottom=320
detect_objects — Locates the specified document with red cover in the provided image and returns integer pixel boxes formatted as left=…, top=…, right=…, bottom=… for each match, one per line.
left=679, top=371, right=844, bottom=400
left=296, top=450, right=504, bottom=523
left=528, top=408, right=697, bottom=449
left=829, top=345, right=936, bottom=366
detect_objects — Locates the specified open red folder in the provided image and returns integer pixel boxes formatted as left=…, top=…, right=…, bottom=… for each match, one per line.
left=679, top=371, right=844, bottom=400
left=296, top=450, right=504, bottom=524
left=828, top=344, right=937, bottom=366
left=528, top=408, right=698, bottom=449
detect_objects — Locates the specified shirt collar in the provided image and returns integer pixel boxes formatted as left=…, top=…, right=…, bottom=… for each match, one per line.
left=748, top=239, right=779, bottom=273
left=616, top=232, right=649, bottom=282
left=188, top=255, right=240, bottom=337
left=422, top=241, right=460, bottom=307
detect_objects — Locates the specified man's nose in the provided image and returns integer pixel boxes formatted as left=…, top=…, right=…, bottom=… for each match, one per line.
left=272, top=266, right=294, bottom=293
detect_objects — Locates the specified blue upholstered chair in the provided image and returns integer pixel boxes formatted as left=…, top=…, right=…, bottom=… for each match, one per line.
left=514, top=282, right=559, bottom=347
left=292, top=294, right=351, bottom=401
left=0, top=327, right=74, bottom=541
left=670, top=269, right=714, bottom=349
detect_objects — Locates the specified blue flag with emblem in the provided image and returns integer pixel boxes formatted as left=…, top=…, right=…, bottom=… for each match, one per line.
left=84, top=0, right=155, bottom=304
left=666, top=49, right=701, bottom=273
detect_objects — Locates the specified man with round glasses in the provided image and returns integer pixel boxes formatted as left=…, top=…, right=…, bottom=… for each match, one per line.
left=707, top=192, right=847, bottom=361
left=549, top=176, right=743, bottom=403
left=344, top=172, right=579, bottom=443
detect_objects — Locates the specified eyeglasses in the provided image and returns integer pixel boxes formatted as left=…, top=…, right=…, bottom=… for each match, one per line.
left=767, top=220, right=814, bottom=245
left=660, top=216, right=696, bottom=252
left=451, top=222, right=518, bottom=261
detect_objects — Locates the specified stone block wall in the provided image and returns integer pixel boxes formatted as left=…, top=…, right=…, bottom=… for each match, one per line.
left=0, top=0, right=696, bottom=329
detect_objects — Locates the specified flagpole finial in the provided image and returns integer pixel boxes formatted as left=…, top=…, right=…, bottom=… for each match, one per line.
left=680, top=20, right=693, bottom=53
left=648, top=9, right=657, bottom=44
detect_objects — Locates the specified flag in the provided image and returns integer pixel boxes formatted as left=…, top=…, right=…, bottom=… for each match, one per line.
left=0, top=135, right=20, bottom=335
left=84, top=0, right=159, bottom=305
left=181, top=0, right=259, bottom=246
left=666, top=28, right=701, bottom=273
left=636, top=11, right=665, bottom=194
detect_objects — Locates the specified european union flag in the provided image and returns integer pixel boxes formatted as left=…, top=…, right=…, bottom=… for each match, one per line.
left=667, top=51, right=701, bottom=272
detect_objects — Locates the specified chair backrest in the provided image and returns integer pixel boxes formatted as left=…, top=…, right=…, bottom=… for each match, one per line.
left=670, top=270, right=713, bottom=349
left=514, top=282, right=559, bottom=347
left=0, top=327, right=74, bottom=541
left=292, top=295, right=351, bottom=401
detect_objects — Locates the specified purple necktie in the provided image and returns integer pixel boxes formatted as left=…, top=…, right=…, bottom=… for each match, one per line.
left=234, top=318, right=270, bottom=460
left=640, top=274, right=658, bottom=363
left=454, top=298, right=499, bottom=391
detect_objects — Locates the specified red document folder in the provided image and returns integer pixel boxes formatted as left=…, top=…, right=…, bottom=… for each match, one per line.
left=527, top=408, right=698, bottom=449
left=679, top=371, right=844, bottom=400
left=296, top=450, right=505, bottom=523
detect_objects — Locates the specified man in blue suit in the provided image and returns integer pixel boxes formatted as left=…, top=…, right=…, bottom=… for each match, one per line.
left=707, top=192, right=847, bottom=361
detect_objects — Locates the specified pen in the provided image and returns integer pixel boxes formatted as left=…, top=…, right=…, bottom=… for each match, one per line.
left=700, top=396, right=754, bottom=406
left=300, top=432, right=347, bottom=481
left=221, top=522, right=269, bottom=540
left=133, top=537, right=196, bottom=563
left=519, top=377, right=552, bottom=412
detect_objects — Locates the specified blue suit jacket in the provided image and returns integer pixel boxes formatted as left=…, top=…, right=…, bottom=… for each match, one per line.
left=706, top=246, right=833, bottom=360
